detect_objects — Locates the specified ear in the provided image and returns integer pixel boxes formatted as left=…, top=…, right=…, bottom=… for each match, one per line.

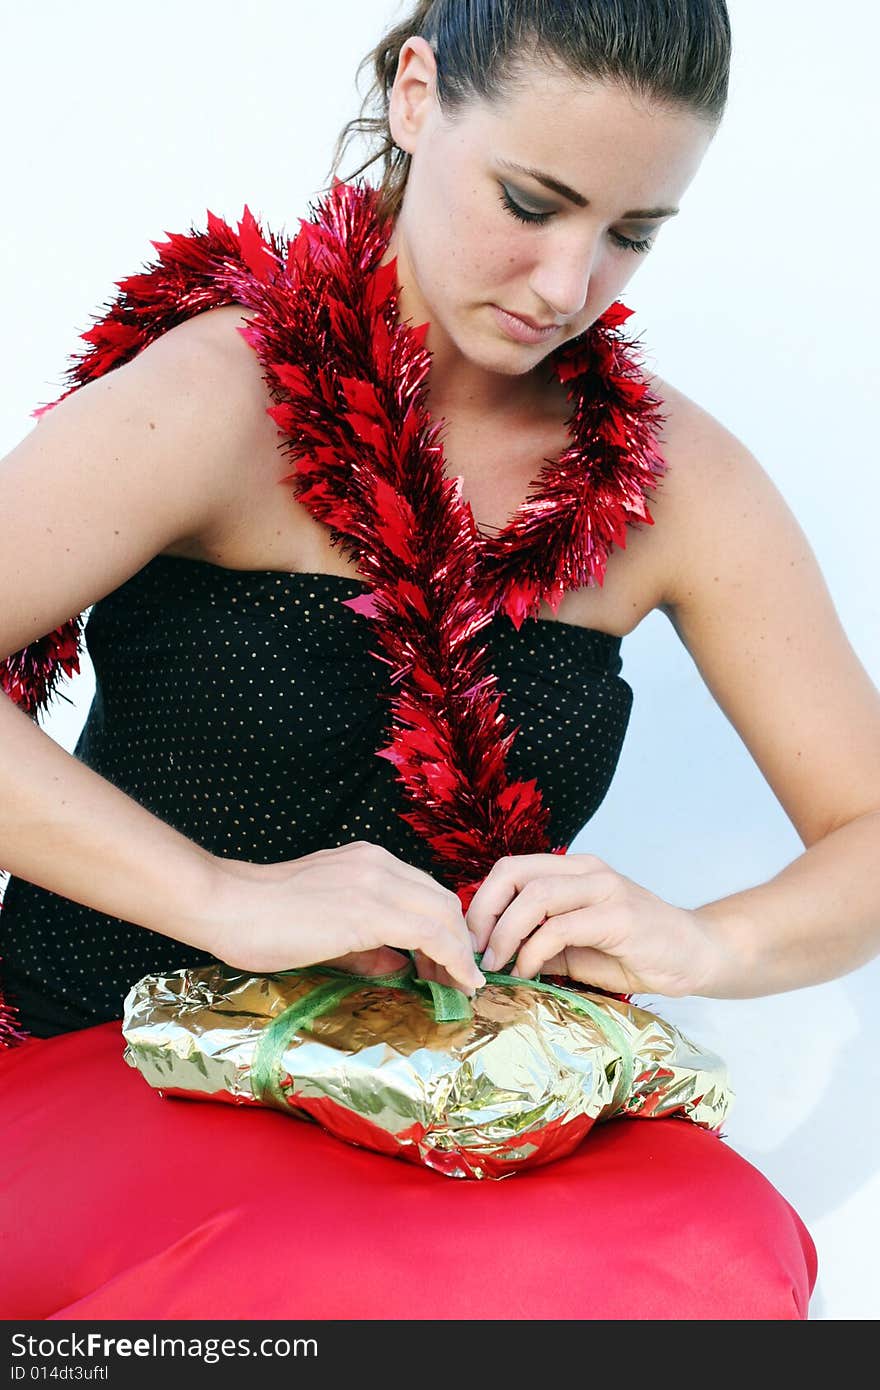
left=388, top=36, right=439, bottom=154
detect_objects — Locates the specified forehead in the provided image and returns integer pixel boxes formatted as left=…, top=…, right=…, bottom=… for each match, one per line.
left=448, top=72, right=712, bottom=206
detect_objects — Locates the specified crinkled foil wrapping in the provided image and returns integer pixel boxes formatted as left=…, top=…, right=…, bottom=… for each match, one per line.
left=122, top=964, right=733, bottom=1180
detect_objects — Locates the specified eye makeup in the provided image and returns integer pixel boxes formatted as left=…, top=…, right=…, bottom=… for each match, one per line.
left=498, top=184, right=657, bottom=254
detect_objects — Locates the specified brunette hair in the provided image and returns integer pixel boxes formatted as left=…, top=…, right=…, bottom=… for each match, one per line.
left=325, top=0, right=731, bottom=225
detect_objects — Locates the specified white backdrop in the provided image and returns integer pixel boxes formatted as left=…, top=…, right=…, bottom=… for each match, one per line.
left=1, top=1, right=877, bottom=1319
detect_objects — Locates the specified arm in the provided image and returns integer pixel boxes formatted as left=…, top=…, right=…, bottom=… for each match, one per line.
left=0, top=305, right=275, bottom=949
left=692, top=812, right=880, bottom=996
left=0, top=690, right=222, bottom=950
left=658, top=390, right=880, bottom=997
left=467, top=384, right=880, bottom=999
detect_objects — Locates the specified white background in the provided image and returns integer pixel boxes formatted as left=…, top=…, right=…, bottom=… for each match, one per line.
left=1, top=1, right=877, bottom=1319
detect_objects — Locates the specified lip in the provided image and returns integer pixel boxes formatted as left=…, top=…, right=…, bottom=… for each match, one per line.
left=490, top=304, right=561, bottom=344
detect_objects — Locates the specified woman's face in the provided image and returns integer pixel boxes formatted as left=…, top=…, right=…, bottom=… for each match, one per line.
left=385, top=38, right=715, bottom=398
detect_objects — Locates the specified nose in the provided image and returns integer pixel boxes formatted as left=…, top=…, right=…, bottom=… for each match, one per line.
left=528, top=229, right=600, bottom=321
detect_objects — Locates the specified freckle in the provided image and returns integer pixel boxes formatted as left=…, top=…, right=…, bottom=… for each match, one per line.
left=149, top=421, right=156, bottom=429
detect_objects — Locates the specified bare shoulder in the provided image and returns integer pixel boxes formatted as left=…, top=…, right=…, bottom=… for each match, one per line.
left=639, top=370, right=779, bottom=610
left=108, top=301, right=287, bottom=558
left=0, top=301, right=286, bottom=665
left=148, top=304, right=289, bottom=557
left=155, top=302, right=282, bottom=464
left=643, top=367, right=822, bottom=622
left=577, top=371, right=763, bottom=636
left=99, top=301, right=282, bottom=531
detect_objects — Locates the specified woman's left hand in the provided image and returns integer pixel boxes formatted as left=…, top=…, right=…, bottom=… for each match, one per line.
left=465, top=853, right=723, bottom=997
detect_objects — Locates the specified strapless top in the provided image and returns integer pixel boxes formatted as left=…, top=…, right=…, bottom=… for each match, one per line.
left=0, top=554, right=634, bottom=1036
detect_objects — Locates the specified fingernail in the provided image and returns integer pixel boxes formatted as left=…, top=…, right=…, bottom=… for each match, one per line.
left=482, top=948, right=496, bottom=970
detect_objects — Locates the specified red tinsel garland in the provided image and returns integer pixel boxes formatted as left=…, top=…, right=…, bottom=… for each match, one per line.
left=0, top=178, right=668, bottom=1047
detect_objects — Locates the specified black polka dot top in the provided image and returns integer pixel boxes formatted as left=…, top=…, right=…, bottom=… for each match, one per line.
left=0, top=554, right=634, bottom=1037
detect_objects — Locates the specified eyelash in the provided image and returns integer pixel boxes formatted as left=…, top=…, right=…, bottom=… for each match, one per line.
left=498, top=186, right=656, bottom=254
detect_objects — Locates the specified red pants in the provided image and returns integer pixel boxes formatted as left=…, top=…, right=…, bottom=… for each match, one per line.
left=0, top=1019, right=817, bottom=1319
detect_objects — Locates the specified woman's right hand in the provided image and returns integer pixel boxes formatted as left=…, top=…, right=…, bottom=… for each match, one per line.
left=205, top=840, right=486, bottom=997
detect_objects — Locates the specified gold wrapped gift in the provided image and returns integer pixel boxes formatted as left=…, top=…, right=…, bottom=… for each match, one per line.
left=122, top=958, right=733, bottom=1180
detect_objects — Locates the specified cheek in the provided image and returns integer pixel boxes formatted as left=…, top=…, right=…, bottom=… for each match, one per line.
left=441, top=208, right=519, bottom=299
left=441, top=180, right=523, bottom=289
left=421, top=187, right=542, bottom=305
left=472, top=221, right=536, bottom=293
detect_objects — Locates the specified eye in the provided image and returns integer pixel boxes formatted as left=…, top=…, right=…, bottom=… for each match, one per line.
left=499, top=185, right=656, bottom=255
left=609, top=230, right=656, bottom=255
left=498, top=185, right=551, bottom=225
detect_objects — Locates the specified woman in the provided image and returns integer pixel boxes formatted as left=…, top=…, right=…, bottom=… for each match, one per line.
left=1, top=0, right=873, bottom=1319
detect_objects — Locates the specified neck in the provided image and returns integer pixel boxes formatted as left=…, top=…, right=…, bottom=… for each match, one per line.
left=424, top=355, right=557, bottom=426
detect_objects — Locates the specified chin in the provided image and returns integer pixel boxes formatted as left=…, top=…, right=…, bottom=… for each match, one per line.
left=503, top=339, right=563, bottom=374
left=475, top=320, right=554, bottom=375
left=484, top=348, right=535, bottom=377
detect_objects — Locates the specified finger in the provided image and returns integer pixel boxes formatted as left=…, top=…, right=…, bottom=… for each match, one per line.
left=464, top=856, right=550, bottom=950
left=382, top=914, right=485, bottom=996
left=481, top=873, right=616, bottom=971
left=315, top=847, right=479, bottom=986
left=513, top=908, right=624, bottom=987
left=412, top=948, right=437, bottom=984
left=466, top=853, right=608, bottom=949
left=413, top=949, right=463, bottom=992
left=528, top=940, right=631, bottom=995
left=535, top=951, right=569, bottom=976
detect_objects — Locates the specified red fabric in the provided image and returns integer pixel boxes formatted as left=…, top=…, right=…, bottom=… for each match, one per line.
left=0, top=1020, right=817, bottom=1320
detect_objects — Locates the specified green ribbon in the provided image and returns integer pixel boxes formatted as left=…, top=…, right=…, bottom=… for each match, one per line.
left=251, top=976, right=364, bottom=1106
left=250, top=953, right=634, bottom=1112
left=250, top=958, right=471, bottom=1106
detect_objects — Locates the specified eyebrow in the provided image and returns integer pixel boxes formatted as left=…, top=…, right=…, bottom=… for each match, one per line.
left=496, top=158, right=680, bottom=219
